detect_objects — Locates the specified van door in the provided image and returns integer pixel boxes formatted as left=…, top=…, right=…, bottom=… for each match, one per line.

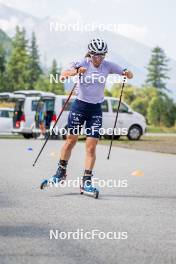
left=13, top=98, right=25, bottom=128
left=35, top=96, right=55, bottom=130
left=0, top=93, right=25, bottom=129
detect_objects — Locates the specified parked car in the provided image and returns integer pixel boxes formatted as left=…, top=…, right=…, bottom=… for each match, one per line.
left=0, top=107, right=14, bottom=134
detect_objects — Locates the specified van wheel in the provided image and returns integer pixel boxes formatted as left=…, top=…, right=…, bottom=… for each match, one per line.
left=23, top=134, right=33, bottom=139
left=127, top=125, right=142, bottom=140
left=33, top=133, right=40, bottom=139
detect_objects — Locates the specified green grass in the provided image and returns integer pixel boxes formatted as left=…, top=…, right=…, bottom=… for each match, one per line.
left=98, top=136, right=176, bottom=155
left=146, top=125, right=176, bottom=133
left=0, top=134, right=23, bottom=140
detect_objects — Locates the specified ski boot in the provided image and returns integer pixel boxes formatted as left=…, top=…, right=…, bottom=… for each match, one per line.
left=80, top=171, right=99, bottom=199
left=40, top=160, right=67, bottom=190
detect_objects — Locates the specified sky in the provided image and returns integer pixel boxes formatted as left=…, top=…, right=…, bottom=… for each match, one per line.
left=0, top=0, right=175, bottom=60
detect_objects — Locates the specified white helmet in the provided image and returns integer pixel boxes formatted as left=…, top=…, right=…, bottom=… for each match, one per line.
left=88, top=38, right=108, bottom=54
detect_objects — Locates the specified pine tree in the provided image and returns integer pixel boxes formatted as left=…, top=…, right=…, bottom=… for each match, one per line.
left=51, top=59, right=57, bottom=76
left=49, top=59, right=65, bottom=94
left=28, top=32, right=42, bottom=89
left=146, top=46, right=169, bottom=91
left=0, top=44, right=6, bottom=91
left=6, top=26, right=30, bottom=91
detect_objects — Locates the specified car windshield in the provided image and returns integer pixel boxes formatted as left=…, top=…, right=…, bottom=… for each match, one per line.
left=111, top=99, right=128, bottom=113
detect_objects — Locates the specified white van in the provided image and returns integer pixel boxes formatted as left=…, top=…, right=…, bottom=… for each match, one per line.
left=13, top=91, right=57, bottom=138
left=48, top=95, right=146, bottom=140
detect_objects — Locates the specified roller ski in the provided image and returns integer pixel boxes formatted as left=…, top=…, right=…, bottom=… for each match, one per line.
left=40, top=161, right=67, bottom=190
left=80, top=173, right=99, bottom=199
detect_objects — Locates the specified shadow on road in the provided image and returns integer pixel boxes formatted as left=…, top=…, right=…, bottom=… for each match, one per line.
left=100, top=193, right=176, bottom=200
left=49, top=192, right=176, bottom=200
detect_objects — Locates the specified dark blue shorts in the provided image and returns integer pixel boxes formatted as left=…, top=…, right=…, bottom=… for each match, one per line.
left=37, top=111, right=45, bottom=124
left=67, top=99, right=102, bottom=138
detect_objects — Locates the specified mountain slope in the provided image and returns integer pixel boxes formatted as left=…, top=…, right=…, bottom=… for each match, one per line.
left=0, top=3, right=175, bottom=99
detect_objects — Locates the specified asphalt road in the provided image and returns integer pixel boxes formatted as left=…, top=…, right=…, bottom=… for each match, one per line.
left=0, top=139, right=176, bottom=264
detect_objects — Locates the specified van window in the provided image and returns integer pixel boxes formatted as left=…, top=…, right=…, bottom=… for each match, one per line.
left=101, top=100, right=108, bottom=112
left=111, top=99, right=128, bottom=113
left=34, top=99, right=55, bottom=129
left=62, top=98, right=75, bottom=111
left=45, top=99, right=55, bottom=111
left=34, top=99, right=55, bottom=112
left=0, top=110, right=10, bottom=118
left=31, top=100, right=39, bottom=111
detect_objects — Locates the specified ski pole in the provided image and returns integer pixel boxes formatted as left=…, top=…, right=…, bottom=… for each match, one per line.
left=32, top=81, right=77, bottom=167
left=107, top=73, right=127, bottom=160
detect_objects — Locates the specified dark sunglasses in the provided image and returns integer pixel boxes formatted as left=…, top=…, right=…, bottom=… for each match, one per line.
left=90, top=53, right=105, bottom=58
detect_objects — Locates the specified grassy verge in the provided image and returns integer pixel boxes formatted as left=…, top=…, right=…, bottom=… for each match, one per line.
left=0, top=134, right=23, bottom=140
left=98, top=136, right=176, bottom=155
left=146, top=126, right=176, bottom=133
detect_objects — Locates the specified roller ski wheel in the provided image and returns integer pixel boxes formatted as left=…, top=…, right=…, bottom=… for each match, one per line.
left=80, top=174, right=99, bottom=199
left=40, top=163, right=67, bottom=190
left=80, top=185, right=99, bottom=199
left=94, top=189, right=99, bottom=199
left=40, top=175, right=66, bottom=190
left=40, top=179, right=48, bottom=190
